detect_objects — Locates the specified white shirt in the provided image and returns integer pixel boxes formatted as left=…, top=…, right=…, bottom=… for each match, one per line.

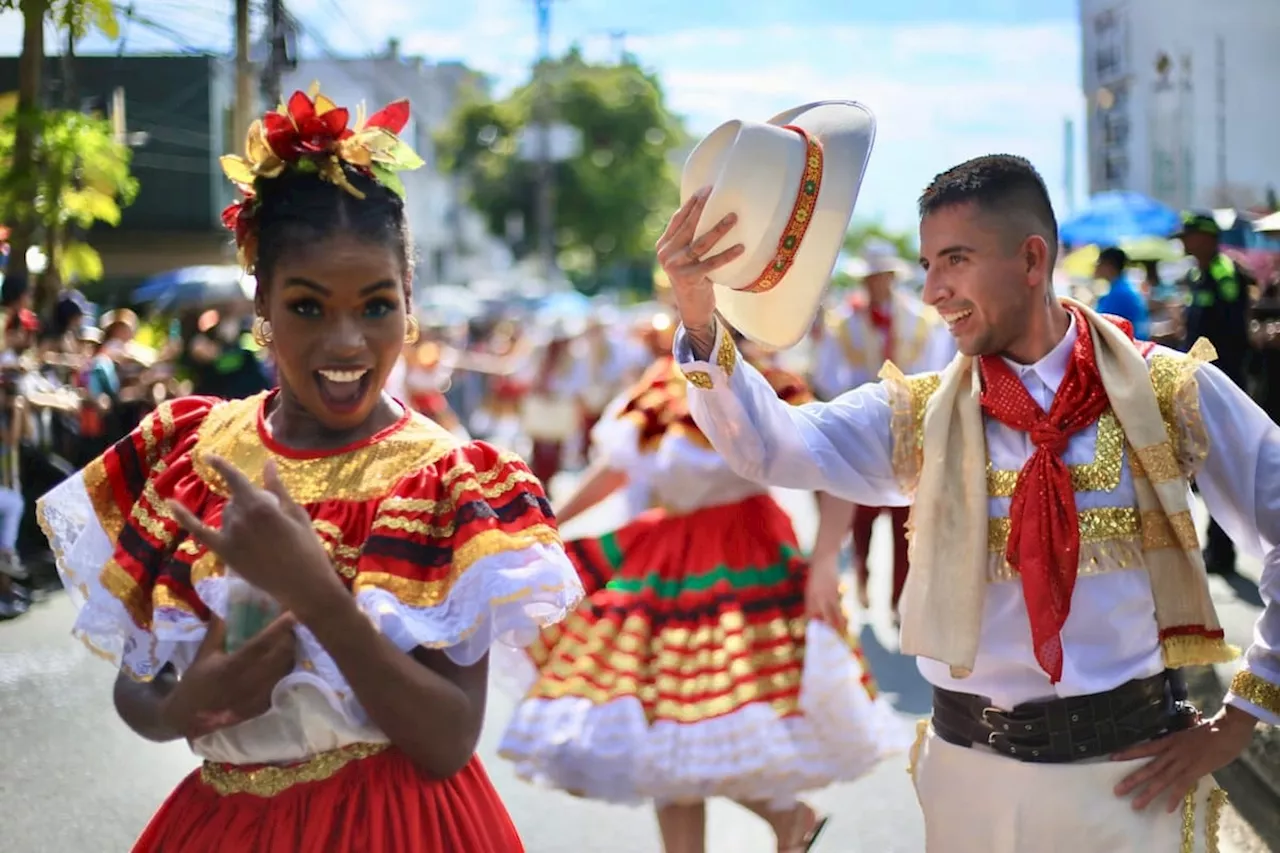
left=812, top=289, right=955, bottom=400
left=675, top=318, right=1280, bottom=722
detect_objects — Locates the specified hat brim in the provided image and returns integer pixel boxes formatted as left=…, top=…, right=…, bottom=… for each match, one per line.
left=682, top=100, right=876, bottom=350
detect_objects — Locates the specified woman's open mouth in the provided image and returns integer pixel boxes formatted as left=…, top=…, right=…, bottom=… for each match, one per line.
left=315, top=368, right=372, bottom=414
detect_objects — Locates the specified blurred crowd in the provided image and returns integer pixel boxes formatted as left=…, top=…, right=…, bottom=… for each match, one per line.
left=3, top=213, right=1279, bottom=620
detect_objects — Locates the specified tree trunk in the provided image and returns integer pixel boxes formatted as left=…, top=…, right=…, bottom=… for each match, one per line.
left=6, top=0, right=47, bottom=290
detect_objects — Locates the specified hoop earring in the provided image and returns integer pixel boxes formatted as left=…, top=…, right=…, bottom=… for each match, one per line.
left=404, top=315, right=420, bottom=345
left=252, top=317, right=273, bottom=346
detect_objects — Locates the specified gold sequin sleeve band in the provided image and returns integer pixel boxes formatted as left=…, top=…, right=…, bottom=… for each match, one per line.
left=1228, top=669, right=1280, bottom=724
left=677, top=319, right=738, bottom=391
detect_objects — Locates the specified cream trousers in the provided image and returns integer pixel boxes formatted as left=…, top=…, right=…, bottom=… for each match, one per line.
left=908, top=723, right=1227, bottom=853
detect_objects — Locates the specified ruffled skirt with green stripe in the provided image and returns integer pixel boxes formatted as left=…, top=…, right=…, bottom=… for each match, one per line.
left=497, top=493, right=910, bottom=806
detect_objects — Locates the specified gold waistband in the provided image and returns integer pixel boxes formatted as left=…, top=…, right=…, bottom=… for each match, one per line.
left=199, top=741, right=389, bottom=798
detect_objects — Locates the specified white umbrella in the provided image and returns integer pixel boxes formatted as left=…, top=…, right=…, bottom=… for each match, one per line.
left=1253, top=211, right=1280, bottom=234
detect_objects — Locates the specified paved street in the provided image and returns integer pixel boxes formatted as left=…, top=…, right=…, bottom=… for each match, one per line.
left=0, top=476, right=1267, bottom=851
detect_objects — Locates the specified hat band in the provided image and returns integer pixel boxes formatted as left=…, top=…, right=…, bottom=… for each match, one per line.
left=742, top=125, right=824, bottom=295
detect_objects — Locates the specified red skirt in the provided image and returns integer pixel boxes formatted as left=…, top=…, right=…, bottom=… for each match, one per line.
left=522, top=493, right=860, bottom=725
left=132, top=745, right=524, bottom=852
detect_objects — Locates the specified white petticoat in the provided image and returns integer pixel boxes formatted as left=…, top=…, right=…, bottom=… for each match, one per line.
left=496, top=620, right=913, bottom=808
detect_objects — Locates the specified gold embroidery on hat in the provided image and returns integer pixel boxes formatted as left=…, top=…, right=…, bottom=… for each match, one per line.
left=742, top=126, right=824, bottom=295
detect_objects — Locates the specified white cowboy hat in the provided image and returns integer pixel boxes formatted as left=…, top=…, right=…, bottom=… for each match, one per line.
left=680, top=100, right=876, bottom=349
left=859, top=238, right=912, bottom=278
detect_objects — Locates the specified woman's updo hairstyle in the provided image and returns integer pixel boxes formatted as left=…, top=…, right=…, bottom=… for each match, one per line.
left=218, top=86, right=425, bottom=295
left=250, top=163, right=414, bottom=291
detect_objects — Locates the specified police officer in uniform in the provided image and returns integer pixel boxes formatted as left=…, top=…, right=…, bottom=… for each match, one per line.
left=1177, top=210, right=1254, bottom=576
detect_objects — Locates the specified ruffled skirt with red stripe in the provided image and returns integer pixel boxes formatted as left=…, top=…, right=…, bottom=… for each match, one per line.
left=131, top=747, right=524, bottom=852
left=497, top=494, right=909, bottom=807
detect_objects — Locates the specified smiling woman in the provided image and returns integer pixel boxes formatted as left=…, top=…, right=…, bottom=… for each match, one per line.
left=35, top=86, right=583, bottom=853
left=251, top=164, right=413, bottom=442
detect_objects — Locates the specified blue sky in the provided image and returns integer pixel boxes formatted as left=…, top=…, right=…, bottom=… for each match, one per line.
left=0, top=0, right=1087, bottom=236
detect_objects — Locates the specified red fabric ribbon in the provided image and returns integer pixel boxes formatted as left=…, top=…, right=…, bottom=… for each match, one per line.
left=868, top=302, right=894, bottom=362
left=977, top=306, right=1112, bottom=682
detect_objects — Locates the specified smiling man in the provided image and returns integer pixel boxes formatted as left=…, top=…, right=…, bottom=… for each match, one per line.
left=664, top=154, right=1280, bottom=852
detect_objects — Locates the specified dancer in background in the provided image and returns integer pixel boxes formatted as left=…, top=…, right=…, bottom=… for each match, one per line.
left=499, top=289, right=905, bottom=853
left=813, top=240, right=953, bottom=619
left=521, top=319, right=589, bottom=486
left=37, top=87, right=581, bottom=852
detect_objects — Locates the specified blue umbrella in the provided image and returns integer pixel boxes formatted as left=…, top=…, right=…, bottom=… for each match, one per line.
left=534, top=289, right=591, bottom=319
left=1058, top=191, right=1181, bottom=248
left=132, top=265, right=255, bottom=311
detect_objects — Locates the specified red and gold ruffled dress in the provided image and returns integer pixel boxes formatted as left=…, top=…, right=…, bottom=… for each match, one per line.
left=497, top=357, right=908, bottom=807
left=36, top=391, right=583, bottom=852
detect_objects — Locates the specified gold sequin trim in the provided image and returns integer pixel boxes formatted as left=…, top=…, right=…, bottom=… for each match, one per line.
left=715, top=326, right=737, bottom=377
left=1229, top=669, right=1280, bottom=717
left=907, top=718, right=928, bottom=786
left=352, top=524, right=562, bottom=607
left=986, top=537, right=1144, bottom=584
left=1206, top=787, right=1227, bottom=853
left=679, top=367, right=714, bottom=390
left=193, top=394, right=459, bottom=504
left=987, top=506, right=1139, bottom=552
left=987, top=411, right=1124, bottom=497
left=1133, top=442, right=1181, bottom=484
left=199, top=742, right=389, bottom=797
left=881, top=364, right=941, bottom=495
left=1181, top=788, right=1197, bottom=853
left=1140, top=509, right=1200, bottom=552
left=1148, top=341, right=1215, bottom=480
left=374, top=467, right=543, bottom=527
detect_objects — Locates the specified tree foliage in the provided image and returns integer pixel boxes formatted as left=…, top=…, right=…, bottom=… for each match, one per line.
left=843, top=219, right=918, bottom=260
left=435, top=50, right=686, bottom=281
left=830, top=219, right=920, bottom=290
left=0, top=109, right=138, bottom=282
left=0, top=0, right=117, bottom=37
left=0, top=0, right=121, bottom=291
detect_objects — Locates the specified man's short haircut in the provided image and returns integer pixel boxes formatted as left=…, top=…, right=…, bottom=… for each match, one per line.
left=918, top=154, right=1060, bottom=267
left=1098, top=246, right=1128, bottom=272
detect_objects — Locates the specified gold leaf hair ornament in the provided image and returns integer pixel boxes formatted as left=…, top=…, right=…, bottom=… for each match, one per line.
left=219, top=83, right=425, bottom=267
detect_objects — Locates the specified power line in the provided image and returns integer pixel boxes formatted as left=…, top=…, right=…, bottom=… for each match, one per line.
left=111, top=5, right=212, bottom=54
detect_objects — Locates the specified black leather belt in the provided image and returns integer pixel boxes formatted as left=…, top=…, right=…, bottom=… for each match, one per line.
left=930, top=671, right=1200, bottom=764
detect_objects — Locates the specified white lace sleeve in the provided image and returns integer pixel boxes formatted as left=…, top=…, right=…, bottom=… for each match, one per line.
left=36, top=471, right=205, bottom=679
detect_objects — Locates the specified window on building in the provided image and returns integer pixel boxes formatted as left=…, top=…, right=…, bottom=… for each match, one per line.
left=1104, top=152, right=1129, bottom=186
left=1103, top=114, right=1129, bottom=148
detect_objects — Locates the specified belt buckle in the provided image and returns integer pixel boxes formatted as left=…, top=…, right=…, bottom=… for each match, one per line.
left=982, top=706, right=1010, bottom=751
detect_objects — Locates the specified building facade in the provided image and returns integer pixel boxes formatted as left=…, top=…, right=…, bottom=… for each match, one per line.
left=0, top=54, right=239, bottom=293
left=1079, top=0, right=1280, bottom=210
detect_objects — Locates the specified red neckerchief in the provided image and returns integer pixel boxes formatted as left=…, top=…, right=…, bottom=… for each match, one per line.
left=977, top=305, right=1112, bottom=682
left=867, top=301, right=893, bottom=362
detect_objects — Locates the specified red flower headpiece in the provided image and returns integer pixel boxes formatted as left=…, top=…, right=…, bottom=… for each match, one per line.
left=219, top=82, right=424, bottom=268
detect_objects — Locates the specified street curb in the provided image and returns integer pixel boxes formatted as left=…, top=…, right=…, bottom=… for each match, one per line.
left=1185, top=665, right=1280, bottom=846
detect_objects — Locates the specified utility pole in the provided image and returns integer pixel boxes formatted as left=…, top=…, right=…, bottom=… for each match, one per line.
left=233, top=0, right=254, bottom=148
left=1214, top=35, right=1227, bottom=203
left=261, top=0, right=290, bottom=108
left=533, top=0, right=556, bottom=280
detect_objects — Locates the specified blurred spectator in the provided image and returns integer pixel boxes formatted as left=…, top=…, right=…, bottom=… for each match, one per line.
left=1176, top=211, right=1253, bottom=576
left=182, top=309, right=270, bottom=400
left=1094, top=247, right=1150, bottom=340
